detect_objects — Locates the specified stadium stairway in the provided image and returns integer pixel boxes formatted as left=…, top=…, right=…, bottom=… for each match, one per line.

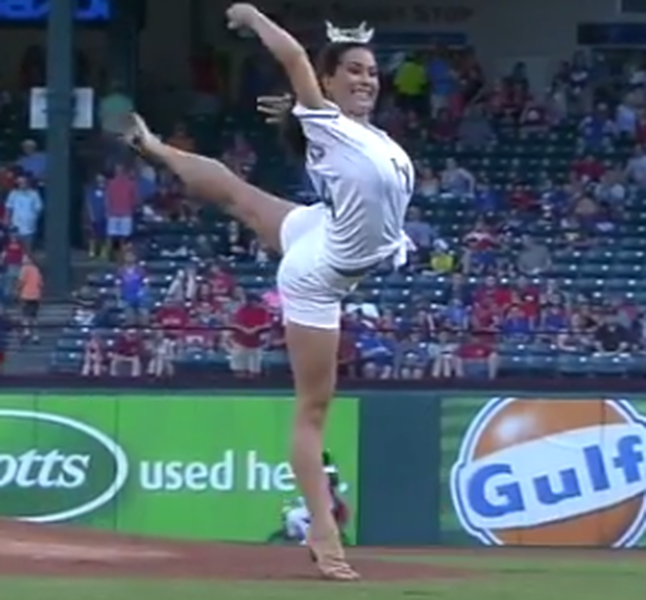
left=3, top=302, right=74, bottom=374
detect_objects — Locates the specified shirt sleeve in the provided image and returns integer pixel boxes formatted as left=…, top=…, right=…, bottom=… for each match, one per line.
left=291, top=101, right=347, bottom=148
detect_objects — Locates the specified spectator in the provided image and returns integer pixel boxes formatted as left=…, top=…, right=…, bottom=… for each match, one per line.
left=85, top=173, right=108, bottom=259
left=345, top=292, right=380, bottom=323
left=116, top=251, right=149, bottom=324
left=81, top=332, right=104, bottom=377
left=166, top=263, right=198, bottom=304
left=428, top=330, right=462, bottom=378
left=133, top=157, right=158, bottom=206
left=517, top=235, right=551, bottom=275
left=106, top=165, right=137, bottom=257
left=357, top=328, right=396, bottom=379
left=539, top=304, right=568, bottom=343
left=229, top=293, right=271, bottom=378
left=209, top=262, right=235, bottom=299
left=442, top=298, right=469, bottom=332
left=463, top=220, right=497, bottom=274
left=109, top=328, right=144, bottom=377
left=17, top=254, right=42, bottom=344
left=1, top=232, right=24, bottom=303
left=0, top=305, right=11, bottom=374
left=393, top=53, right=427, bottom=114
left=593, top=316, right=631, bottom=355
left=16, top=140, right=47, bottom=183
left=337, top=324, right=358, bottom=378
left=594, top=168, right=627, bottom=206
left=457, top=105, right=494, bottom=147
left=430, top=243, right=455, bottom=273
left=519, top=99, right=547, bottom=134
left=222, top=220, right=250, bottom=258
left=430, top=109, right=457, bottom=142
left=426, top=49, right=456, bottom=116
left=556, top=313, right=593, bottom=353
left=624, top=146, right=646, bottom=189
left=459, top=333, right=499, bottom=380
left=442, top=272, right=473, bottom=305
left=395, top=331, right=428, bottom=379
left=440, top=158, right=475, bottom=195
left=571, top=153, right=605, bottom=183
left=5, top=175, right=43, bottom=251
left=155, top=298, right=190, bottom=339
left=579, top=105, right=615, bottom=148
left=501, top=304, right=533, bottom=343
left=183, top=315, right=217, bottom=355
left=146, top=331, right=176, bottom=378
left=404, top=207, right=435, bottom=262
left=473, top=180, right=499, bottom=214
left=615, top=94, right=639, bottom=137
left=415, top=166, right=440, bottom=199
left=222, top=133, right=257, bottom=179
left=99, top=80, right=134, bottom=136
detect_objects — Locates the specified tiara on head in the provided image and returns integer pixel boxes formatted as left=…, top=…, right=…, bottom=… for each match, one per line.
left=325, top=21, right=375, bottom=44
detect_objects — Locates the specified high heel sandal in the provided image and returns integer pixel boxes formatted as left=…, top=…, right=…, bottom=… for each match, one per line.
left=306, top=532, right=360, bottom=582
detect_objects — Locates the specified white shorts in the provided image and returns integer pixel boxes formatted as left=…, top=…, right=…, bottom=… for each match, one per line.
left=277, top=204, right=359, bottom=330
left=107, top=217, right=133, bottom=238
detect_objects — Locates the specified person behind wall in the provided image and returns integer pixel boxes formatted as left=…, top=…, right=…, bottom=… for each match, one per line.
left=284, top=450, right=350, bottom=545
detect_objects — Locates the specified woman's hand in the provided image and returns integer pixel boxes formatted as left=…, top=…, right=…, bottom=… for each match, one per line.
left=256, top=94, right=293, bottom=124
left=226, top=3, right=261, bottom=31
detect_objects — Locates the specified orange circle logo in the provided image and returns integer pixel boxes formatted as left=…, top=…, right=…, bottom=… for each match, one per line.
left=450, top=398, right=646, bottom=547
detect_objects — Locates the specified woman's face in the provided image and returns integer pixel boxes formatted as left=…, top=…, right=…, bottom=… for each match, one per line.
left=322, top=47, right=379, bottom=117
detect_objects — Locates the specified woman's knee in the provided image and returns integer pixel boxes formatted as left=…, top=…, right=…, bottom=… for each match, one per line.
left=295, top=393, right=331, bottom=428
left=286, top=321, right=339, bottom=424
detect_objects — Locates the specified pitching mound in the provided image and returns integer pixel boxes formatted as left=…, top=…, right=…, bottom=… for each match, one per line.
left=0, top=520, right=473, bottom=582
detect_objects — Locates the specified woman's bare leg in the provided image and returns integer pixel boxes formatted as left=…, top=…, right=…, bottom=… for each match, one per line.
left=125, top=114, right=297, bottom=253
left=285, top=321, right=359, bottom=580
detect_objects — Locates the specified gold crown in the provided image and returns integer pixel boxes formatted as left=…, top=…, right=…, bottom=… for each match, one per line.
left=325, top=21, right=375, bottom=44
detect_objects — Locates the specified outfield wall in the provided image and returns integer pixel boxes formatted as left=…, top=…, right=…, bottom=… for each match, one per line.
left=1, top=390, right=645, bottom=548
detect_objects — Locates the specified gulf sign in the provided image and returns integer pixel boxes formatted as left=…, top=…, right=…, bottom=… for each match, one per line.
left=450, top=398, right=646, bottom=547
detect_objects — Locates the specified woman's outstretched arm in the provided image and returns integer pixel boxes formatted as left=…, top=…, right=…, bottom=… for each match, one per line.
left=227, top=3, right=325, bottom=110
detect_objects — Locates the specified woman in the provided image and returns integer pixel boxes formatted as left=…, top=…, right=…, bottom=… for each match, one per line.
left=119, top=4, right=414, bottom=580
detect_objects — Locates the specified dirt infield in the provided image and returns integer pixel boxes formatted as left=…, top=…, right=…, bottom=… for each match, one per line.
left=0, top=520, right=472, bottom=581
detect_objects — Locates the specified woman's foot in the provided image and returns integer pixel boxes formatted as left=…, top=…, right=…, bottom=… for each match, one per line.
left=307, top=531, right=360, bottom=582
left=116, top=113, right=160, bottom=158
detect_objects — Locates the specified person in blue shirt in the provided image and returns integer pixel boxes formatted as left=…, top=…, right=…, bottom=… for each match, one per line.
left=501, top=305, right=533, bottom=343
left=473, top=180, right=499, bottom=214
left=357, top=329, right=396, bottom=378
left=16, top=139, right=47, bottom=182
left=540, top=304, right=567, bottom=341
left=116, top=251, right=149, bottom=324
left=85, top=173, right=108, bottom=258
left=442, top=297, right=469, bottom=331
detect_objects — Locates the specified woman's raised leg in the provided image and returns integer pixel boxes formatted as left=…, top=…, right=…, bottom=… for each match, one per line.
left=122, top=113, right=296, bottom=252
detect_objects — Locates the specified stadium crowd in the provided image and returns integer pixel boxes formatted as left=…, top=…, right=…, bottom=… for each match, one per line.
left=1, top=43, right=646, bottom=379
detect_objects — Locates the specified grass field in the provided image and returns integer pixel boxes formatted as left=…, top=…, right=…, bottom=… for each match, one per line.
left=3, top=551, right=645, bottom=600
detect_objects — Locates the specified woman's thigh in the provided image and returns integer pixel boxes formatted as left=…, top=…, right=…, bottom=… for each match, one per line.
left=227, top=179, right=299, bottom=253
left=278, top=232, right=358, bottom=407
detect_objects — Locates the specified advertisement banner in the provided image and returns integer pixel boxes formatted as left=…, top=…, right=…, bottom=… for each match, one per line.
left=441, top=395, right=646, bottom=548
left=0, top=394, right=359, bottom=543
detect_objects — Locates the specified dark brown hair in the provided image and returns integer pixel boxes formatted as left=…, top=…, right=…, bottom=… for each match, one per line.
left=280, top=42, right=372, bottom=160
